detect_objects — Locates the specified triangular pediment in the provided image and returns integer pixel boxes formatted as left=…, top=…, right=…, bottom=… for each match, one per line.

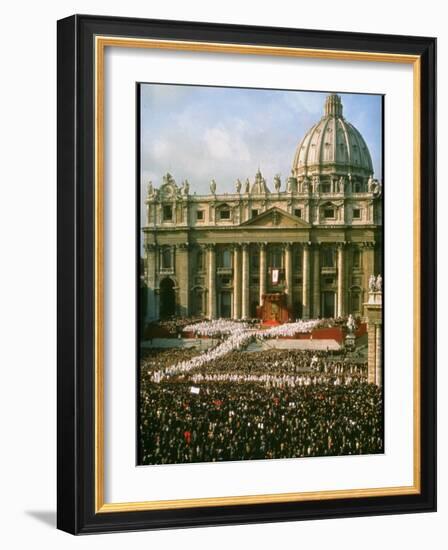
left=240, top=207, right=310, bottom=228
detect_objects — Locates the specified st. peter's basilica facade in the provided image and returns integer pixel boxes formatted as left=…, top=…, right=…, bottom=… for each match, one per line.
left=142, top=94, right=382, bottom=323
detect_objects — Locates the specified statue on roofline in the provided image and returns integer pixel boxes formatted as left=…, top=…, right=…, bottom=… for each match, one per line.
left=274, top=174, right=281, bottom=192
left=181, top=179, right=189, bottom=195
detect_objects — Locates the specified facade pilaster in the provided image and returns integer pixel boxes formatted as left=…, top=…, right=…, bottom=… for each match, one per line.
left=241, top=243, right=250, bottom=319
left=233, top=245, right=241, bottom=319
left=362, top=242, right=375, bottom=302
left=259, top=242, right=267, bottom=306
left=312, top=243, right=321, bottom=318
left=145, top=243, right=157, bottom=322
left=176, top=243, right=190, bottom=317
left=207, top=244, right=216, bottom=319
left=284, top=243, right=293, bottom=309
left=337, top=243, right=346, bottom=317
left=302, top=243, right=310, bottom=319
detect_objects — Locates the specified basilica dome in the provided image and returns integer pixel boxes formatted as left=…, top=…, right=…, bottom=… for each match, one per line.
left=292, top=94, right=373, bottom=178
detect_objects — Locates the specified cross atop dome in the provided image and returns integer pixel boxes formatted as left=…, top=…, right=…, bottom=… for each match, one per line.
left=324, top=94, right=343, bottom=117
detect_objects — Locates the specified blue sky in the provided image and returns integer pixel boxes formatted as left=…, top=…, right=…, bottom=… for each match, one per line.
left=140, top=84, right=382, bottom=198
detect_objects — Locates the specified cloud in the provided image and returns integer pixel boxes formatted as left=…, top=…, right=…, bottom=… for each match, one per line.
left=139, top=84, right=382, bottom=196
left=204, top=125, right=251, bottom=162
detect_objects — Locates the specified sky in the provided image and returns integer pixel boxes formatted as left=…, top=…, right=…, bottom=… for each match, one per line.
left=139, top=83, right=382, bottom=202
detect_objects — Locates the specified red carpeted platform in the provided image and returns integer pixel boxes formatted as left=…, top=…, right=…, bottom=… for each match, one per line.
left=261, top=320, right=281, bottom=327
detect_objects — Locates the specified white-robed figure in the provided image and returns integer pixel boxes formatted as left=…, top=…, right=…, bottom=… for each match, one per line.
left=346, top=314, right=356, bottom=334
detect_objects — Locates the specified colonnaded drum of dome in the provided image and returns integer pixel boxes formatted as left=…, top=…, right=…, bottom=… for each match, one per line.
left=138, top=85, right=384, bottom=465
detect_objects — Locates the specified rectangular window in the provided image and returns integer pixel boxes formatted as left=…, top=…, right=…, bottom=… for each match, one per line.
left=251, top=209, right=259, bottom=218
left=323, top=208, right=335, bottom=219
left=251, top=251, right=259, bottom=269
left=161, top=248, right=172, bottom=269
left=220, top=209, right=230, bottom=220
left=196, top=210, right=204, bottom=220
left=218, top=249, right=232, bottom=268
left=294, top=208, right=302, bottom=218
left=163, top=205, right=173, bottom=221
left=269, top=247, right=282, bottom=268
left=321, top=182, right=331, bottom=193
left=321, top=247, right=335, bottom=267
left=294, top=251, right=302, bottom=272
left=353, top=249, right=361, bottom=268
left=353, top=208, right=361, bottom=219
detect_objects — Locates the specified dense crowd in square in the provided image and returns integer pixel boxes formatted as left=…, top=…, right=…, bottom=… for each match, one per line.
left=139, top=373, right=383, bottom=464
left=139, top=340, right=382, bottom=465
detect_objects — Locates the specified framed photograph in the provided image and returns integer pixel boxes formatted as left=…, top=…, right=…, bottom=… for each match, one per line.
left=57, top=14, right=436, bottom=534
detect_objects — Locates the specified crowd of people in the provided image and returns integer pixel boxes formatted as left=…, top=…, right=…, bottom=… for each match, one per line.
left=148, top=316, right=205, bottom=336
left=139, top=317, right=380, bottom=465
left=148, top=328, right=256, bottom=382
left=146, top=318, right=364, bottom=382
left=140, top=347, right=200, bottom=373
left=183, top=319, right=250, bottom=337
left=139, top=377, right=383, bottom=465
left=259, top=319, right=323, bottom=338
left=184, top=350, right=367, bottom=379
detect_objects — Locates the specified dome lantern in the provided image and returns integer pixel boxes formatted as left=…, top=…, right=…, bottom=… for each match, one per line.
left=324, top=94, right=343, bottom=117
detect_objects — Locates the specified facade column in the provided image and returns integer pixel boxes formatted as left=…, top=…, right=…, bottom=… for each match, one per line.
left=241, top=243, right=250, bottom=319
left=176, top=243, right=190, bottom=317
left=154, top=244, right=160, bottom=319
left=145, top=243, right=157, bottom=322
left=233, top=245, right=241, bottom=319
left=337, top=243, right=345, bottom=317
left=207, top=244, right=216, bottom=319
left=362, top=242, right=375, bottom=303
left=312, top=243, right=321, bottom=318
left=284, top=243, right=293, bottom=310
left=302, top=243, right=310, bottom=319
left=259, top=242, right=267, bottom=306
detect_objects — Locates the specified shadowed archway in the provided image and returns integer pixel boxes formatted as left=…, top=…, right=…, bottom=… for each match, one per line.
left=159, top=278, right=176, bottom=319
